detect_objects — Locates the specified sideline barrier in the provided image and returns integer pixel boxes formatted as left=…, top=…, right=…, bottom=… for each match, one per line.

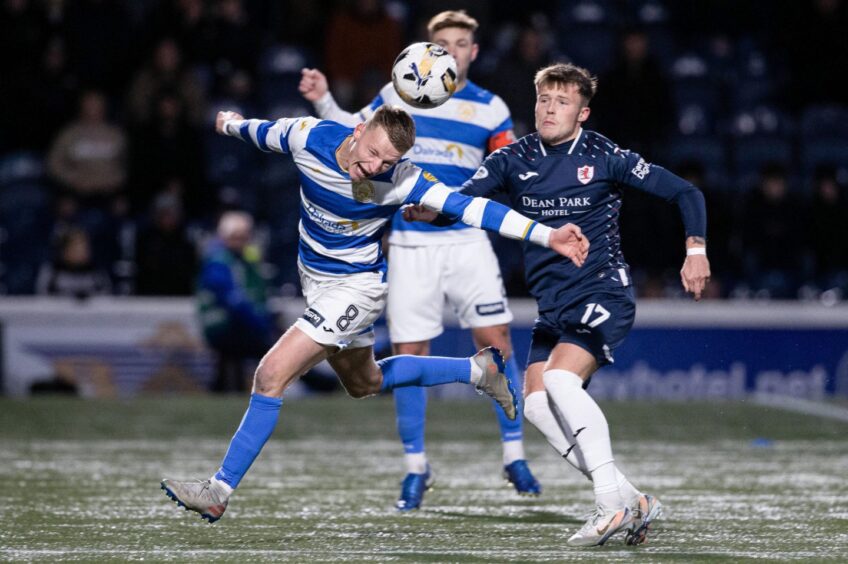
left=2, top=298, right=847, bottom=399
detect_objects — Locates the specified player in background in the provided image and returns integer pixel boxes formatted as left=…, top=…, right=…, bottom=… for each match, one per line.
left=299, top=10, right=540, bottom=511
left=161, top=105, right=590, bottom=523
left=409, top=63, right=710, bottom=546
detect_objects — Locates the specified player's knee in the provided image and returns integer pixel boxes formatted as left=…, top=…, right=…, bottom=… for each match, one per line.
left=341, top=371, right=382, bottom=399
left=253, top=359, right=286, bottom=396
left=522, top=393, right=546, bottom=427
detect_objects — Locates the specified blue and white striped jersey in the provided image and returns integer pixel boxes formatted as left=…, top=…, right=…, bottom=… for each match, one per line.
left=223, top=116, right=551, bottom=279
left=316, top=80, right=514, bottom=246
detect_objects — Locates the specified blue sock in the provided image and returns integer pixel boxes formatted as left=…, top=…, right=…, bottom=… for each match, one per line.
left=494, top=356, right=523, bottom=442
left=214, top=393, right=282, bottom=489
left=378, top=355, right=470, bottom=392
left=394, top=386, right=427, bottom=453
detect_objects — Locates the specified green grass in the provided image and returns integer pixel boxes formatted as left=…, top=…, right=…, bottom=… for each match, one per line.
left=1, top=396, right=847, bottom=562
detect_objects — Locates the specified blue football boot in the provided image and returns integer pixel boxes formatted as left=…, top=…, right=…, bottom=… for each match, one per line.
left=395, top=466, right=435, bottom=511
left=503, top=459, right=542, bottom=496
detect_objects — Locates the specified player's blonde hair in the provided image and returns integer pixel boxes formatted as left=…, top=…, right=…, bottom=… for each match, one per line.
left=534, top=63, right=598, bottom=103
left=427, top=10, right=479, bottom=38
left=366, top=105, right=416, bottom=155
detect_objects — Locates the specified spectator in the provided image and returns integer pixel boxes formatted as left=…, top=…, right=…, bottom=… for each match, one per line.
left=36, top=227, right=111, bottom=298
left=742, top=164, right=809, bottom=298
left=47, top=89, right=127, bottom=203
left=208, top=0, right=260, bottom=94
left=27, top=36, right=80, bottom=150
left=324, top=0, right=402, bottom=107
left=129, top=90, right=206, bottom=216
left=134, top=191, right=198, bottom=296
left=590, top=28, right=673, bottom=156
left=127, top=37, right=206, bottom=127
left=486, top=25, right=552, bottom=137
left=198, top=211, right=274, bottom=392
left=810, top=167, right=848, bottom=292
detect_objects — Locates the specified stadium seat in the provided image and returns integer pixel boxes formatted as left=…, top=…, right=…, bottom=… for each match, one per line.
left=660, top=135, right=729, bottom=189
left=558, top=27, right=618, bottom=75
left=0, top=182, right=52, bottom=294
left=801, top=140, right=848, bottom=177
left=800, top=105, right=848, bottom=140
left=203, top=130, right=261, bottom=187
left=0, top=152, right=46, bottom=188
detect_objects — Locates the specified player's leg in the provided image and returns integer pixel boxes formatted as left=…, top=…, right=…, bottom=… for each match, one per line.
left=161, top=325, right=330, bottom=522
left=386, top=245, right=444, bottom=509
left=446, top=239, right=539, bottom=494
left=390, top=341, right=433, bottom=510
left=471, top=324, right=540, bottom=496
left=541, top=343, right=631, bottom=546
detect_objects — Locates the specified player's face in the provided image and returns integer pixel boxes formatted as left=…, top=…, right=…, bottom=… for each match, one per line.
left=535, top=83, right=591, bottom=146
left=347, top=123, right=403, bottom=181
left=430, top=27, right=478, bottom=84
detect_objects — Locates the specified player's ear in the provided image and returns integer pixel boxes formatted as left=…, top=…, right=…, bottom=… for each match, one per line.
left=470, top=42, right=479, bottom=63
left=578, top=105, right=591, bottom=124
left=353, top=122, right=366, bottom=140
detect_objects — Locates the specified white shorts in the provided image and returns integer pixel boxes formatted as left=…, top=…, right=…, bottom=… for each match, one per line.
left=386, top=239, right=513, bottom=343
left=294, top=264, right=388, bottom=349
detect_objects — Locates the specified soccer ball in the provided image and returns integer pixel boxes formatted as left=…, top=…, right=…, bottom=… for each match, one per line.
left=391, top=42, right=457, bottom=109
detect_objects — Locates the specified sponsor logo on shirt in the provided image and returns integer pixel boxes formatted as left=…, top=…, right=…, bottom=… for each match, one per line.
left=518, top=171, right=539, bottom=181
left=475, top=301, right=506, bottom=316
left=631, top=158, right=651, bottom=180
left=303, top=201, right=359, bottom=232
left=303, top=308, right=325, bottom=328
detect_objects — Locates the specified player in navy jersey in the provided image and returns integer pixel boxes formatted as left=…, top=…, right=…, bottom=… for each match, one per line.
left=410, top=63, right=710, bottom=546
left=299, top=10, right=541, bottom=511
left=160, top=105, right=590, bottom=523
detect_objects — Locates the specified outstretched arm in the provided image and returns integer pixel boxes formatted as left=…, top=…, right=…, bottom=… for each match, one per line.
left=299, top=68, right=369, bottom=127
left=415, top=184, right=589, bottom=266
left=216, top=110, right=302, bottom=154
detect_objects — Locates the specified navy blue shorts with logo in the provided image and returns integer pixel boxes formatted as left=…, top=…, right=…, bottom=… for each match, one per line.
left=527, top=286, right=636, bottom=369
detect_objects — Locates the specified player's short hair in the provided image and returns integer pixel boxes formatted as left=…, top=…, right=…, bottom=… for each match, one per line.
left=366, top=105, right=416, bottom=155
left=427, top=10, right=479, bottom=39
left=534, top=63, right=598, bottom=104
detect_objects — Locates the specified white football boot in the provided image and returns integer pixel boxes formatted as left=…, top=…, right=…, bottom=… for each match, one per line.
left=161, top=478, right=229, bottom=523
left=567, top=505, right=631, bottom=547
left=625, top=494, right=663, bottom=545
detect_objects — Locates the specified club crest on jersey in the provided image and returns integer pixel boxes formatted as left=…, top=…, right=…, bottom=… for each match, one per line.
left=352, top=180, right=375, bottom=202
left=577, top=165, right=594, bottom=184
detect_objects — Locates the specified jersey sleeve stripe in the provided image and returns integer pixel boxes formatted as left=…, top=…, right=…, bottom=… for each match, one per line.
left=480, top=200, right=509, bottom=232
left=279, top=121, right=293, bottom=154
left=522, top=220, right=536, bottom=240
left=238, top=122, right=250, bottom=143
left=255, top=121, right=273, bottom=152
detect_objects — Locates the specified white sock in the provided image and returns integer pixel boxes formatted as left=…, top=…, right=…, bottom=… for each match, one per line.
left=592, top=462, right=622, bottom=510
left=523, top=391, right=591, bottom=479
left=469, top=358, right=483, bottom=384
left=616, top=467, right=642, bottom=507
left=502, top=439, right=525, bottom=465
left=404, top=452, right=428, bottom=474
left=542, top=369, right=622, bottom=509
left=210, top=476, right=233, bottom=497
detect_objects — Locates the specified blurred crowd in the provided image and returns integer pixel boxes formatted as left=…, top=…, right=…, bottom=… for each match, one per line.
left=1, top=0, right=846, bottom=301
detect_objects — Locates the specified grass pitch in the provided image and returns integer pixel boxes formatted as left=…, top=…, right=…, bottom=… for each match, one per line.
left=1, top=395, right=847, bottom=562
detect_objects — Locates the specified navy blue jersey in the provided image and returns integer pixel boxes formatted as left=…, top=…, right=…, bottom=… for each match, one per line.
left=461, top=128, right=706, bottom=313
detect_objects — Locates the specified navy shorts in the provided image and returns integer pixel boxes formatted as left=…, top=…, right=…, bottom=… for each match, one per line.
left=527, top=287, right=636, bottom=369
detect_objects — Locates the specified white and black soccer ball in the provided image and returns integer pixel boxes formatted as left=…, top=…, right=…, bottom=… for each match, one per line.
left=391, top=42, right=457, bottom=109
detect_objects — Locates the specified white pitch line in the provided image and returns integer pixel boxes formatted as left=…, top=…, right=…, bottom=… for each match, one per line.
left=752, top=393, right=848, bottom=423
